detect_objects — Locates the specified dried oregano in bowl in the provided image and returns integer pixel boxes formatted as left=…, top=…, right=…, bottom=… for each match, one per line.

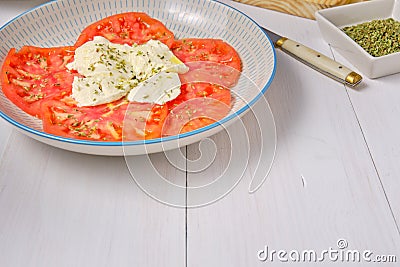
left=342, top=18, right=400, bottom=57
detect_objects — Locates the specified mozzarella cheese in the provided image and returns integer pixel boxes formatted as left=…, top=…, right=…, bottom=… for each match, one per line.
left=67, top=36, right=188, bottom=107
left=127, top=71, right=181, bottom=104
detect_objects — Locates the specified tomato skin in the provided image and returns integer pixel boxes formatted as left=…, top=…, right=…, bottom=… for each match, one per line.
left=1, top=46, right=76, bottom=118
left=172, top=39, right=241, bottom=69
left=75, top=12, right=175, bottom=47
left=172, top=39, right=242, bottom=88
left=169, top=82, right=231, bottom=107
left=164, top=39, right=241, bottom=134
left=41, top=97, right=168, bottom=141
left=42, top=97, right=129, bottom=141
left=123, top=103, right=168, bottom=141
left=172, top=39, right=241, bottom=70
left=163, top=83, right=231, bottom=135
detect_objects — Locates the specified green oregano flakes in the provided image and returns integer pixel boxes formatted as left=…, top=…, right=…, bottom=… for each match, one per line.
left=342, top=18, right=400, bottom=57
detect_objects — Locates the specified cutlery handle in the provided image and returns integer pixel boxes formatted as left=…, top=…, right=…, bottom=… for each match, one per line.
left=276, top=38, right=362, bottom=87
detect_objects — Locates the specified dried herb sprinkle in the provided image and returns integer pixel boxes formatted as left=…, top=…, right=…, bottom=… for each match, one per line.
left=342, top=18, right=400, bottom=57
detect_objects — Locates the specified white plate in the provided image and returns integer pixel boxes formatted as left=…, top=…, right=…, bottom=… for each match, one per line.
left=0, top=0, right=276, bottom=156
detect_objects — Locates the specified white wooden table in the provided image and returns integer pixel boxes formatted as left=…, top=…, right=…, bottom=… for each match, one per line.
left=1, top=1, right=400, bottom=266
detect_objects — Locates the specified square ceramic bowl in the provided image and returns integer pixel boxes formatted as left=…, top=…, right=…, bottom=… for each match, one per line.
left=315, top=0, right=400, bottom=78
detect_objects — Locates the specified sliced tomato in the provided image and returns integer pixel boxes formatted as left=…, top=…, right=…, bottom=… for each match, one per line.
left=1, top=46, right=76, bottom=118
left=75, top=12, right=174, bottom=47
left=164, top=39, right=241, bottom=135
left=42, top=97, right=128, bottom=141
left=163, top=83, right=231, bottom=135
left=123, top=102, right=168, bottom=141
left=170, top=82, right=231, bottom=107
left=172, top=39, right=242, bottom=87
left=42, top=97, right=168, bottom=141
left=172, top=39, right=241, bottom=70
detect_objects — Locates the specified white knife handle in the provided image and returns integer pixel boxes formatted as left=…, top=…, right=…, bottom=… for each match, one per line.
left=276, top=38, right=362, bottom=87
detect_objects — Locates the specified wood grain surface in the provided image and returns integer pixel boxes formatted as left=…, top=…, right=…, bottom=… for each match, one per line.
left=233, top=0, right=366, bottom=19
left=0, top=1, right=399, bottom=267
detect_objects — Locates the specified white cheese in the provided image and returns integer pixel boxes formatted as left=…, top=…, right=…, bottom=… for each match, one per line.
left=127, top=71, right=181, bottom=105
left=67, top=36, right=188, bottom=107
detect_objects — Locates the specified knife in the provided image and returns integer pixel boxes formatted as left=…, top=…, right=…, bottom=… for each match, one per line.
left=261, top=27, right=362, bottom=87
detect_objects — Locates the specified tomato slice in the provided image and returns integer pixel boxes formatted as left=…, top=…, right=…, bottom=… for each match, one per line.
left=1, top=46, right=76, bottom=118
left=172, top=39, right=241, bottom=70
left=172, top=39, right=242, bottom=87
left=75, top=12, right=175, bottom=47
left=42, top=96, right=168, bottom=141
left=163, top=82, right=231, bottom=135
left=42, top=97, right=128, bottom=141
left=163, top=39, right=241, bottom=135
left=123, top=102, right=168, bottom=141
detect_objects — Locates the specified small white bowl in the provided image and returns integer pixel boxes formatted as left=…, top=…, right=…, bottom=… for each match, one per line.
left=316, top=0, right=400, bottom=78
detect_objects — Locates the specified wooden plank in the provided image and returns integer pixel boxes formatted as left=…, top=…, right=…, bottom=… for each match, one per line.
left=0, top=121, right=12, bottom=158
left=0, top=133, right=186, bottom=267
left=186, top=2, right=400, bottom=266
left=233, top=0, right=366, bottom=19
left=332, top=48, right=400, bottom=233
left=0, top=0, right=49, bottom=26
